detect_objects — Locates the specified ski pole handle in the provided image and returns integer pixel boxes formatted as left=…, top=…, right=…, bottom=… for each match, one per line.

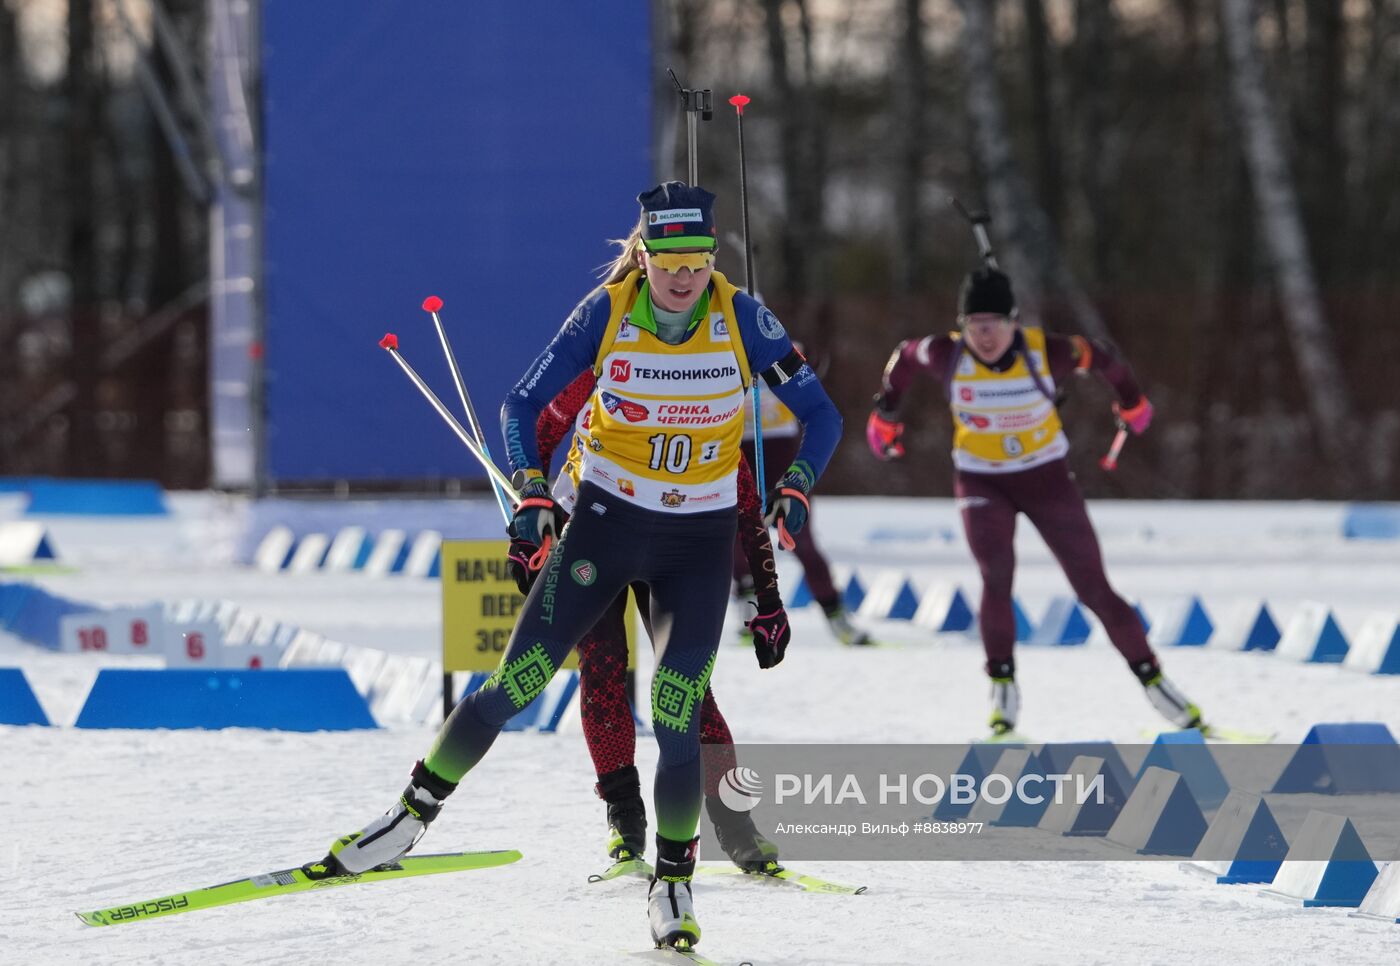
left=1100, top=424, right=1128, bottom=472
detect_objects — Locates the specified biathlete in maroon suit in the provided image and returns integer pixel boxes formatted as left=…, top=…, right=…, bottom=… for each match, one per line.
left=518, top=369, right=786, bottom=872
left=866, top=266, right=1206, bottom=738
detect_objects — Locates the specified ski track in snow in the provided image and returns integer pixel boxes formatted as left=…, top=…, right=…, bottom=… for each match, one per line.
left=1, top=496, right=1398, bottom=965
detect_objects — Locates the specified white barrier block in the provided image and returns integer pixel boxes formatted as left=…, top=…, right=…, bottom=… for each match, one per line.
left=1146, top=596, right=1213, bottom=647
left=0, top=521, right=59, bottom=566
left=252, top=525, right=294, bottom=573
left=855, top=572, right=908, bottom=620
left=1037, top=755, right=1130, bottom=836
left=58, top=606, right=164, bottom=656
left=1354, top=861, right=1400, bottom=923
left=402, top=530, right=442, bottom=578
left=342, top=646, right=389, bottom=695
left=363, top=529, right=407, bottom=577
left=224, top=609, right=261, bottom=647
left=287, top=533, right=330, bottom=574
left=912, top=583, right=975, bottom=633
left=163, top=620, right=225, bottom=667
left=372, top=656, right=433, bottom=725
left=1343, top=612, right=1400, bottom=675
left=323, top=526, right=371, bottom=573
left=1210, top=600, right=1281, bottom=652
left=1276, top=601, right=1349, bottom=664
left=277, top=630, right=326, bottom=667
left=1106, top=766, right=1207, bottom=856
left=1262, top=811, right=1378, bottom=907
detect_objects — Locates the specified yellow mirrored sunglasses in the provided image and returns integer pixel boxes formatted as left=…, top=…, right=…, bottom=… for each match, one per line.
left=644, top=249, right=716, bottom=273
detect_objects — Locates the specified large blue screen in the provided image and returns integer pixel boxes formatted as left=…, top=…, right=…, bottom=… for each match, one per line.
left=261, top=3, right=651, bottom=482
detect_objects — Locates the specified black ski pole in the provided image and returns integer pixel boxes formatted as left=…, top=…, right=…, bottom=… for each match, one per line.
left=951, top=196, right=999, bottom=270
left=668, top=68, right=712, bottom=184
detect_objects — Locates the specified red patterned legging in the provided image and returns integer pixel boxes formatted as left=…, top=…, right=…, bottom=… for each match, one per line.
left=577, top=583, right=736, bottom=796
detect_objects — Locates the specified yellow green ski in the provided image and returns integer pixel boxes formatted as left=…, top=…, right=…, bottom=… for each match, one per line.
left=76, top=849, right=521, bottom=926
left=697, top=862, right=867, bottom=894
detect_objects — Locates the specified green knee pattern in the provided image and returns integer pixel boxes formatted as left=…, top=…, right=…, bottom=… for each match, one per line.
left=487, top=642, right=556, bottom=710
left=651, top=652, right=716, bottom=733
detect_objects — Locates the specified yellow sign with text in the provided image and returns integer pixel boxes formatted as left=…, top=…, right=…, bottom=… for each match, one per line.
left=441, top=540, right=636, bottom=672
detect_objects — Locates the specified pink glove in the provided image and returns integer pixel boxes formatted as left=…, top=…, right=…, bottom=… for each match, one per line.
left=1114, top=396, right=1154, bottom=435
left=866, top=411, right=905, bottom=460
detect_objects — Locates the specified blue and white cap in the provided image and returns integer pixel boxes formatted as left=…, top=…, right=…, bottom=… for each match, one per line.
left=638, top=181, right=717, bottom=251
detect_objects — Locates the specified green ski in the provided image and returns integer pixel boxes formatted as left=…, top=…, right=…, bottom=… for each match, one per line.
left=696, top=863, right=867, bottom=895
left=628, top=945, right=753, bottom=965
left=589, top=857, right=654, bottom=883
left=76, top=849, right=522, bottom=927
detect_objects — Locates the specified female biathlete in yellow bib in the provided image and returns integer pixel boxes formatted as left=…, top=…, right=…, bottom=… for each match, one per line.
left=314, top=182, right=841, bottom=950
left=867, top=266, right=1206, bottom=740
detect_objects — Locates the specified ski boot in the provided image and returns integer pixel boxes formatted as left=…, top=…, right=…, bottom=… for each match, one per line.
left=306, top=760, right=456, bottom=878
left=987, top=661, right=1022, bottom=739
left=1133, top=660, right=1205, bottom=729
left=823, top=602, right=873, bottom=647
left=648, top=836, right=701, bottom=949
left=705, top=795, right=781, bottom=872
left=598, top=765, right=648, bottom=862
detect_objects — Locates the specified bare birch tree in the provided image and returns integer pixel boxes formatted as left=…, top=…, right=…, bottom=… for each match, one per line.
left=891, top=0, right=927, bottom=295
left=1220, top=0, right=1355, bottom=478
left=953, top=0, right=1110, bottom=341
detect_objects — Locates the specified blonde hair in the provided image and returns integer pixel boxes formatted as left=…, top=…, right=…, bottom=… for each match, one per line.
left=600, top=215, right=648, bottom=283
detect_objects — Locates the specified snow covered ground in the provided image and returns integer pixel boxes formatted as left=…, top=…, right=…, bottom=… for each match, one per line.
left=2, top=494, right=1399, bottom=965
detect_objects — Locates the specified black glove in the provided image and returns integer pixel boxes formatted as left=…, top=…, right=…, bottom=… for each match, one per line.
left=748, top=597, right=791, bottom=669
left=509, top=469, right=563, bottom=555
left=505, top=537, right=539, bottom=595
left=763, top=467, right=812, bottom=543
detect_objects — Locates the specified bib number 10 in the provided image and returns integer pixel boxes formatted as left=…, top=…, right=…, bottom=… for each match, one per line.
left=647, top=432, right=692, bottom=473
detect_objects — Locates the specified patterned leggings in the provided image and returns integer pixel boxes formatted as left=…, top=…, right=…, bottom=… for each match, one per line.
left=576, top=583, right=736, bottom=796
left=423, top=482, right=736, bottom=842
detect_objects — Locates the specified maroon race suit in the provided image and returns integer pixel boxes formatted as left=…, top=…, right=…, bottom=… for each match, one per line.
left=879, top=330, right=1158, bottom=675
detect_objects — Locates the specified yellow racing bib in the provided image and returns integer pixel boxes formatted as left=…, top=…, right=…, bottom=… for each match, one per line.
left=948, top=326, right=1068, bottom=473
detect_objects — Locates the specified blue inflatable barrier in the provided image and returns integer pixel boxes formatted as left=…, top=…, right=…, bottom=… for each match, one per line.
left=1028, top=597, right=1091, bottom=646
left=914, top=585, right=974, bottom=632
left=25, top=479, right=167, bottom=516
left=74, top=669, right=378, bottom=731
left=969, top=748, right=1052, bottom=828
left=1137, top=729, right=1230, bottom=810
left=1185, top=790, right=1287, bottom=884
left=1240, top=604, right=1281, bottom=652
left=1261, top=811, right=1378, bottom=907
left=1108, top=766, right=1208, bottom=856
left=0, top=667, right=49, bottom=725
left=0, top=582, right=37, bottom=631
left=842, top=574, right=866, bottom=613
left=887, top=580, right=920, bottom=621
left=1342, top=503, right=1400, bottom=540
left=934, top=744, right=1015, bottom=819
left=1038, top=742, right=1135, bottom=797
left=1271, top=722, right=1400, bottom=794
left=1037, top=754, right=1129, bottom=836
left=1151, top=597, right=1214, bottom=647
left=1013, top=599, right=1032, bottom=642
left=8, top=588, right=86, bottom=650
left=788, top=573, right=813, bottom=609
